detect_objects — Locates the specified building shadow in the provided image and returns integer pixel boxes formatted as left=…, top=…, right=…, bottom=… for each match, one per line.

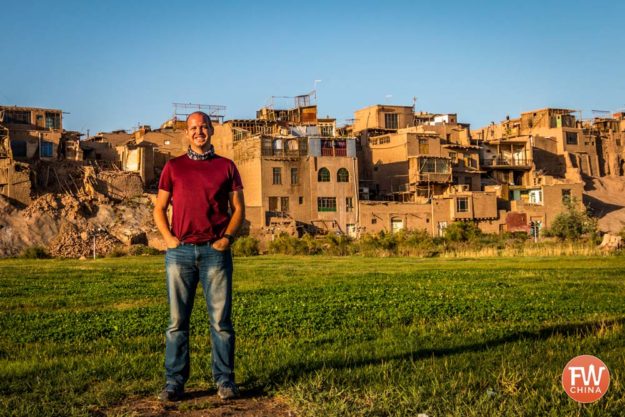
left=246, top=317, right=624, bottom=388
left=584, top=194, right=624, bottom=217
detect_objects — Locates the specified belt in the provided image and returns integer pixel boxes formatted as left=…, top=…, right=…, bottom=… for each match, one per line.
left=180, top=241, right=213, bottom=246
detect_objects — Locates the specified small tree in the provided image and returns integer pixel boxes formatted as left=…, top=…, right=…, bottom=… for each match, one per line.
left=543, top=199, right=597, bottom=241
left=444, top=221, right=482, bottom=242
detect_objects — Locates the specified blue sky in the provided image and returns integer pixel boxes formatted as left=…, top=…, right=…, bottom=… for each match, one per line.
left=1, top=0, right=624, bottom=134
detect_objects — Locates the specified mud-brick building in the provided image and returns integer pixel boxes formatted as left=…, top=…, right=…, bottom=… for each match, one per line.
left=234, top=132, right=359, bottom=236
left=222, top=96, right=359, bottom=236
left=359, top=188, right=499, bottom=236
left=0, top=105, right=71, bottom=205
left=0, top=121, right=31, bottom=205
left=363, top=112, right=482, bottom=202
left=0, top=105, right=64, bottom=161
left=586, top=113, right=625, bottom=177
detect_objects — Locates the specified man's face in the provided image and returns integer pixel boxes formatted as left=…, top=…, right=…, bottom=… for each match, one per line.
left=186, top=113, right=213, bottom=151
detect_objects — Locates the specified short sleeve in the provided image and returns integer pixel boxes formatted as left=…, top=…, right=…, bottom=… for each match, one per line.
left=158, top=161, right=173, bottom=192
left=230, top=162, right=244, bottom=192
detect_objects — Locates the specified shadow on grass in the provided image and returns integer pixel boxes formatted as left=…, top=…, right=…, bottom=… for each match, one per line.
left=248, top=317, right=625, bottom=388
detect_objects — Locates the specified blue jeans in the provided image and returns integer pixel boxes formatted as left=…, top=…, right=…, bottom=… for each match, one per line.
left=164, top=243, right=235, bottom=388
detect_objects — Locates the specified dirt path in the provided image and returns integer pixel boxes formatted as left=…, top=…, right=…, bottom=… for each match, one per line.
left=100, top=388, right=296, bottom=417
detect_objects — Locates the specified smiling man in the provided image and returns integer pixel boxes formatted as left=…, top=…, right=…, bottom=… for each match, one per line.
left=153, top=111, right=245, bottom=401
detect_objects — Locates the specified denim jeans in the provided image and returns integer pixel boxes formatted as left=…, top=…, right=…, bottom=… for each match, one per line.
left=164, top=243, right=235, bottom=389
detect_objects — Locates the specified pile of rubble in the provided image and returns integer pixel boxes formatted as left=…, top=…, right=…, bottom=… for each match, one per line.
left=0, top=190, right=165, bottom=258
left=48, top=222, right=121, bottom=258
left=23, top=193, right=96, bottom=221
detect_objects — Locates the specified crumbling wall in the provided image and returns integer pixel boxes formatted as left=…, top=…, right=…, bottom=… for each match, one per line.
left=96, top=171, right=144, bottom=201
left=0, top=159, right=31, bottom=205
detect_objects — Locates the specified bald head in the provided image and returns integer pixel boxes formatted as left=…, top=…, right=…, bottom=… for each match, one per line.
left=186, top=111, right=212, bottom=127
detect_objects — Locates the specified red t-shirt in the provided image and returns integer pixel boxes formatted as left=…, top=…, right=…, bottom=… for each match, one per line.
left=158, top=154, right=244, bottom=244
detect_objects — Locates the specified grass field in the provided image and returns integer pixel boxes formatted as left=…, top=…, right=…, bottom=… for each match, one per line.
left=1, top=255, right=624, bottom=416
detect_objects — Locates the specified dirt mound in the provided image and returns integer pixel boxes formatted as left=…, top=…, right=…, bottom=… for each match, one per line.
left=48, top=222, right=121, bottom=258
left=584, top=176, right=625, bottom=233
left=0, top=191, right=163, bottom=258
left=23, top=193, right=96, bottom=220
left=100, top=389, right=295, bottom=417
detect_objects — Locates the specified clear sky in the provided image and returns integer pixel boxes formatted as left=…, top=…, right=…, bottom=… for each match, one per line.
left=2, top=0, right=624, bottom=134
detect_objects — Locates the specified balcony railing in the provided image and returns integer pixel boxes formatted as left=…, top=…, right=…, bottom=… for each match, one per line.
left=481, top=157, right=532, bottom=168
left=262, top=149, right=306, bottom=158
left=411, top=172, right=452, bottom=183
left=320, top=147, right=347, bottom=157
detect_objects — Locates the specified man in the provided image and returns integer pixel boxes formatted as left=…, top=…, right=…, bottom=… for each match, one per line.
left=154, top=111, right=245, bottom=401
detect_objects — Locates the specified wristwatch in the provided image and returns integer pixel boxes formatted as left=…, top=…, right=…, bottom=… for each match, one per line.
left=223, top=233, right=235, bottom=244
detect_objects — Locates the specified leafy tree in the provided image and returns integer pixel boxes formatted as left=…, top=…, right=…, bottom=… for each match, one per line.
left=444, top=221, right=482, bottom=242
left=543, top=199, right=597, bottom=241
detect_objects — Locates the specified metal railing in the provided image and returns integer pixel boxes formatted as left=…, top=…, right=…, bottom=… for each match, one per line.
left=481, top=157, right=532, bottom=167
left=321, top=147, right=347, bottom=157
left=261, top=149, right=306, bottom=158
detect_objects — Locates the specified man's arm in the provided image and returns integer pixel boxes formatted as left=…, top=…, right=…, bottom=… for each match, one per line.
left=212, top=190, right=245, bottom=251
left=153, top=189, right=181, bottom=249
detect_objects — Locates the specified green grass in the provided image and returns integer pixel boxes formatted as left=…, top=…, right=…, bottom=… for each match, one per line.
left=1, top=255, right=624, bottom=416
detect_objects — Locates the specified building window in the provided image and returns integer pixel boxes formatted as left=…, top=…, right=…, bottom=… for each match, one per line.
left=529, top=189, right=543, bottom=204
left=420, top=157, right=450, bottom=173
left=40, top=141, right=53, bottom=157
left=280, top=197, right=289, bottom=212
left=299, top=196, right=303, bottom=204
left=45, top=112, right=61, bottom=129
left=562, top=189, right=571, bottom=203
left=384, top=113, right=398, bottom=129
left=337, top=168, right=349, bottom=182
left=418, top=138, right=429, bottom=154
left=346, top=197, right=353, bottom=212
left=318, top=167, right=330, bottom=182
left=268, top=197, right=279, bottom=211
left=291, top=167, right=298, bottom=185
left=317, top=197, right=336, bottom=212
left=272, top=167, right=282, bottom=185
left=456, top=197, right=469, bottom=213
left=566, top=132, right=578, bottom=145
left=10, top=140, right=27, bottom=157
left=371, top=218, right=377, bottom=224
left=391, top=217, right=404, bottom=234
left=449, top=151, right=457, bottom=163
left=437, top=221, right=447, bottom=237
left=5, top=110, right=31, bottom=124
left=320, top=125, right=333, bottom=136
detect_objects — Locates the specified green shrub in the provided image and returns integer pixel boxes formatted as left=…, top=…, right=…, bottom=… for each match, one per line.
left=127, top=244, right=161, bottom=256
left=395, top=229, right=439, bottom=257
left=543, top=199, right=597, bottom=241
left=106, top=246, right=127, bottom=258
left=300, top=233, right=322, bottom=255
left=356, top=232, right=398, bottom=256
left=444, top=221, right=482, bottom=242
left=19, top=246, right=51, bottom=259
left=322, top=234, right=354, bottom=256
left=268, top=233, right=306, bottom=255
left=232, top=236, right=260, bottom=257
